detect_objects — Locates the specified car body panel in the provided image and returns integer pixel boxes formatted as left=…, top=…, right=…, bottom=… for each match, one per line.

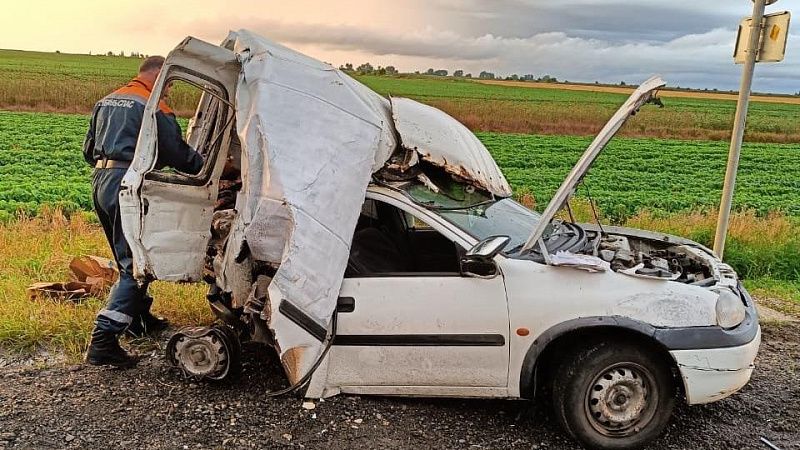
left=522, top=76, right=666, bottom=252
left=390, top=96, right=513, bottom=197
left=330, top=275, right=510, bottom=388
left=671, top=327, right=761, bottom=404
left=120, top=36, right=239, bottom=282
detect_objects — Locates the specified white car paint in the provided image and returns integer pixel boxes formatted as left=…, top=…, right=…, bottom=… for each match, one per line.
left=670, top=328, right=761, bottom=404
left=120, top=31, right=760, bottom=415
left=391, top=97, right=513, bottom=197
left=303, top=187, right=760, bottom=404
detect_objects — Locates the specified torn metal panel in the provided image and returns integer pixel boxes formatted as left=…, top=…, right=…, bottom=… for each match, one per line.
left=229, top=30, right=397, bottom=375
left=121, top=36, right=240, bottom=281
left=390, top=97, right=512, bottom=197
left=522, top=76, right=666, bottom=252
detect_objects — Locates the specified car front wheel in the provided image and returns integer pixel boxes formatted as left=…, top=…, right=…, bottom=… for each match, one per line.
left=551, top=340, right=675, bottom=449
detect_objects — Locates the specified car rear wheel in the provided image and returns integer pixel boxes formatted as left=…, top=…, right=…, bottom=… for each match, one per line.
left=551, top=340, right=675, bottom=449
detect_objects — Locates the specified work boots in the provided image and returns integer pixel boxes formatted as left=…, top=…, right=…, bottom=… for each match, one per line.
left=125, top=311, right=170, bottom=338
left=85, top=329, right=138, bottom=368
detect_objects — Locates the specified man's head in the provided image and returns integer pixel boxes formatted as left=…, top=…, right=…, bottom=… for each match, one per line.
left=138, top=56, right=165, bottom=86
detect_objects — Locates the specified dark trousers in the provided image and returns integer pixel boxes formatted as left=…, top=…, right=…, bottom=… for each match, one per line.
left=92, top=168, right=150, bottom=334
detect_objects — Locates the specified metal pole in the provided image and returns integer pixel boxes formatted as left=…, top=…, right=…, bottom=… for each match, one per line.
left=713, top=0, right=767, bottom=258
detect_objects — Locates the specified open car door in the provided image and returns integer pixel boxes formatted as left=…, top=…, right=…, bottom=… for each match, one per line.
left=120, top=37, right=240, bottom=281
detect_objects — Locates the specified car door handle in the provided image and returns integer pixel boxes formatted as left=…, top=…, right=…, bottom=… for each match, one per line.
left=337, top=297, right=355, bottom=313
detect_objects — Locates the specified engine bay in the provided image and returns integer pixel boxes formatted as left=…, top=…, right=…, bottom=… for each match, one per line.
left=533, top=221, right=718, bottom=285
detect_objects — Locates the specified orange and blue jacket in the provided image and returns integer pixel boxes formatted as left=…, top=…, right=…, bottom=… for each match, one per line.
left=82, top=76, right=203, bottom=174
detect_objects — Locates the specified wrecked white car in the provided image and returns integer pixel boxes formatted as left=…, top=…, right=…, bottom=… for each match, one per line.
left=119, top=30, right=760, bottom=449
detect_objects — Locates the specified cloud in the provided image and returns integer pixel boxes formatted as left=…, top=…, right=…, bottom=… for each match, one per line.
left=427, top=0, right=743, bottom=43
left=190, top=16, right=797, bottom=92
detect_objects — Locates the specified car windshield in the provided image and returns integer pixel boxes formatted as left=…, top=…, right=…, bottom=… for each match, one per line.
left=403, top=181, right=540, bottom=255
left=439, top=199, right=541, bottom=254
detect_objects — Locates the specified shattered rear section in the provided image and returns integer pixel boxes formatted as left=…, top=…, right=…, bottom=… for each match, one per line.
left=130, top=30, right=517, bottom=385
left=212, top=30, right=397, bottom=380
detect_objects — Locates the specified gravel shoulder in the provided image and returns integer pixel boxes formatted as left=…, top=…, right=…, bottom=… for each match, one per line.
left=0, top=322, right=798, bottom=450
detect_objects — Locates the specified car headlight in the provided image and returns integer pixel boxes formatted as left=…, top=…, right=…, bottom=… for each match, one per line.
left=715, top=288, right=746, bottom=329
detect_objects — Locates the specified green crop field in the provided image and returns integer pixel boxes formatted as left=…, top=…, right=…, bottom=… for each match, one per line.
left=3, top=49, right=800, bottom=142
left=2, top=49, right=800, bottom=355
left=3, top=110, right=800, bottom=222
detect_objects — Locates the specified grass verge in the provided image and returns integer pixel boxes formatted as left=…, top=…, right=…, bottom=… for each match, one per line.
left=1, top=207, right=798, bottom=359
left=0, top=210, right=211, bottom=359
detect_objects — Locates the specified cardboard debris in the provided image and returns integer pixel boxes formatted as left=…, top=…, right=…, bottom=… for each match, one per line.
left=27, top=256, right=118, bottom=302
left=26, top=281, right=97, bottom=301
left=68, top=255, right=118, bottom=288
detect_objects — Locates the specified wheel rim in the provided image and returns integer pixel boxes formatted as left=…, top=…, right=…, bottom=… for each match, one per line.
left=584, top=362, right=658, bottom=437
left=173, top=334, right=227, bottom=378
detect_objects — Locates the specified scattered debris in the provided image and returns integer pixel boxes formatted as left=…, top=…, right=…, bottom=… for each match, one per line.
left=550, top=251, right=610, bottom=272
left=27, top=255, right=117, bottom=301
left=301, top=400, right=316, bottom=411
left=761, top=437, right=782, bottom=450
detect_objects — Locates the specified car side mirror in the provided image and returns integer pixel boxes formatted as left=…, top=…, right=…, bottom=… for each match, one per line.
left=460, top=236, right=510, bottom=278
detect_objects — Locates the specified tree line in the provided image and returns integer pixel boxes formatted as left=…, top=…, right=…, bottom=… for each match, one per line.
left=338, top=62, right=564, bottom=83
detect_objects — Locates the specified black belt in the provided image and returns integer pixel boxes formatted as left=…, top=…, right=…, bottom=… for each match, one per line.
left=95, top=158, right=131, bottom=169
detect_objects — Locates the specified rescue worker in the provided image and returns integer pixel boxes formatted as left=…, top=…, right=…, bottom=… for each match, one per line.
left=82, top=56, right=204, bottom=367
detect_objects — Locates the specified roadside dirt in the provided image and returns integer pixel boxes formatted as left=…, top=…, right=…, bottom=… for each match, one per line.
left=0, top=322, right=798, bottom=450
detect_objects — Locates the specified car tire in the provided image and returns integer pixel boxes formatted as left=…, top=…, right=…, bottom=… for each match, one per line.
left=551, top=339, right=675, bottom=449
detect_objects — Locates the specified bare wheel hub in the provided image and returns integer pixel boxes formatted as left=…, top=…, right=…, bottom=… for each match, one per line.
left=166, top=325, right=241, bottom=381
left=585, top=363, right=657, bottom=437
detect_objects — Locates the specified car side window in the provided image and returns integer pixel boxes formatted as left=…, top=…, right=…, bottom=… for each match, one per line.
left=145, top=70, right=234, bottom=186
left=345, top=199, right=464, bottom=277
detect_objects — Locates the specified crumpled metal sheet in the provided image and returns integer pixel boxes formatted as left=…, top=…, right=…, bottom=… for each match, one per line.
left=228, top=30, right=397, bottom=367
left=390, top=97, right=512, bottom=197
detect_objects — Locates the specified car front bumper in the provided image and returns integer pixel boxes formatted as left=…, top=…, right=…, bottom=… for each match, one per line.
left=669, top=325, right=761, bottom=404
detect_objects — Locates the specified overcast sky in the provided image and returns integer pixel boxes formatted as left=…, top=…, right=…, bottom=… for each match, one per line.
left=2, top=0, right=798, bottom=92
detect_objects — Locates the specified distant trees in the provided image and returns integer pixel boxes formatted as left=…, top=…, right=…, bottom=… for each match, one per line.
left=337, top=62, right=574, bottom=84
left=355, top=62, right=374, bottom=74
left=425, top=68, right=448, bottom=76
left=339, top=62, right=397, bottom=76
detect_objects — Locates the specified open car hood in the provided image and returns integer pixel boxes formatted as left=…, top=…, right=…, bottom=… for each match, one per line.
left=521, top=76, right=666, bottom=252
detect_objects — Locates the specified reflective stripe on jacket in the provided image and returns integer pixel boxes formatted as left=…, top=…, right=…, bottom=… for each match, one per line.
left=82, top=77, right=203, bottom=174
